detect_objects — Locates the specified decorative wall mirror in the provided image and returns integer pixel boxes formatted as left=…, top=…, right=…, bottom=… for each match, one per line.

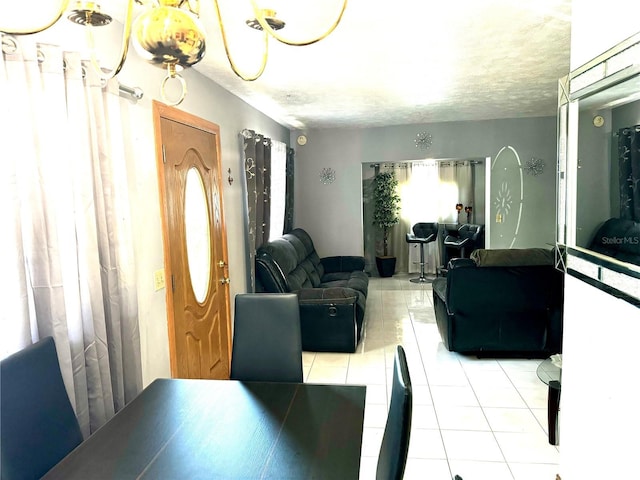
left=557, top=32, right=640, bottom=304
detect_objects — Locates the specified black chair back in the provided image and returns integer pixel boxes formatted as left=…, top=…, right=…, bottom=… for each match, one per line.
left=1, top=337, right=83, bottom=480
left=412, top=222, right=438, bottom=241
left=458, top=223, right=482, bottom=241
left=230, top=293, right=303, bottom=383
left=376, top=345, right=413, bottom=480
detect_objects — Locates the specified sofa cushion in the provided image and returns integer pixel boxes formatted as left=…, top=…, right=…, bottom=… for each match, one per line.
left=321, top=271, right=369, bottom=297
left=287, top=230, right=327, bottom=283
left=470, top=248, right=554, bottom=267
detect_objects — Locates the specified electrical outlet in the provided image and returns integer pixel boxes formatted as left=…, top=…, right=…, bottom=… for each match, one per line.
left=154, top=269, right=165, bottom=291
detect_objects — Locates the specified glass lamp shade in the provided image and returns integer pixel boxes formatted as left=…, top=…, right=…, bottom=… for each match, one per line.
left=132, top=6, right=206, bottom=68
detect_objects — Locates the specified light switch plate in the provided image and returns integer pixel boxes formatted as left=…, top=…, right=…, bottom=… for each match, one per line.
left=154, top=269, right=165, bottom=291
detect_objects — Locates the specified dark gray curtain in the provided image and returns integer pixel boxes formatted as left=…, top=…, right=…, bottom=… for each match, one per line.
left=284, top=147, right=295, bottom=233
left=241, top=129, right=272, bottom=292
left=618, top=125, right=640, bottom=221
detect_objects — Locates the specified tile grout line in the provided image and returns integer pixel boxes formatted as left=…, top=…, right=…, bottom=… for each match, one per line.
left=459, top=360, right=516, bottom=479
left=400, top=276, right=456, bottom=479
left=498, top=360, right=551, bottom=440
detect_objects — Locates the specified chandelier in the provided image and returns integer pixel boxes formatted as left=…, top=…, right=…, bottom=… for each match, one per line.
left=1, top=0, right=347, bottom=105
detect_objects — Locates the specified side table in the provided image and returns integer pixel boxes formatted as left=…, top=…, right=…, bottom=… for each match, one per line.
left=536, top=356, right=561, bottom=445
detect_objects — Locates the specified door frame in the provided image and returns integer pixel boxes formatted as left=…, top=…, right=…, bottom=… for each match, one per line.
left=152, top=101, right=232, bottom=377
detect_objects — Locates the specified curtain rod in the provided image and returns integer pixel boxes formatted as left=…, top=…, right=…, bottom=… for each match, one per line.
left=118, top=83, right=144, bottom=100
left=26, top=44, right=144, bottom=101
left=369, top=163, right=409, bottom=168
left=370, top=159, right=483, bottom=168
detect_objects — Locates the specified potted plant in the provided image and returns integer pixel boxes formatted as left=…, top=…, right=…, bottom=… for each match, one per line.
left=373, top=170, right=401, bottom=277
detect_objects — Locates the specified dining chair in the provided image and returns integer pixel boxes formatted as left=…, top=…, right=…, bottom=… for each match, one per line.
left=230, top=293, right=304, bottom=383
left=1, top=336, right=83, bottom=480
left=376, top=345, right=413, bottom=480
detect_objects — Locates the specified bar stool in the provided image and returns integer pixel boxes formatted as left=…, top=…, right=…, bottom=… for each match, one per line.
left=405, top=222, right=438, bottom=283
left=443, top=224, right=483, bottom=265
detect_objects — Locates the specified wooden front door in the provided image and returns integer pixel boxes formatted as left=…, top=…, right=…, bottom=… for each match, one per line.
left=153, top=101, right=231, bottom=379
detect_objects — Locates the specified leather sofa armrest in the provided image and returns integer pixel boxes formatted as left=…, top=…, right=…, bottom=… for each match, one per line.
left=448, top=258, right=476, bottom=269
left=320, top=256, right=365, bottom=273
left=256, top=254, right=289, bottom=293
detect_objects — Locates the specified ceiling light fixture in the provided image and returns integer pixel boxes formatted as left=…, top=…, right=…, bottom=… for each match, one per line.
left=1, top=0, right=348, bottom=105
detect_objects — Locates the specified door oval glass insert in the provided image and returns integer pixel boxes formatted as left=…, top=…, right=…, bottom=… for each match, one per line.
left=491, top=146, right=523, bottom=248
left=184, top=166, right=211, bottom=303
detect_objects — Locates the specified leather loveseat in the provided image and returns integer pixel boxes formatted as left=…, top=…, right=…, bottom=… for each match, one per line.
left=432, top=248, right=564, bottom=356
left=255, top=228, right=368, bottom=353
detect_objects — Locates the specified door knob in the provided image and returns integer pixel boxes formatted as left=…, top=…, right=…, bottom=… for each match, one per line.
left=220, top=277, right=230, bottom=284
left=218, top=260, right=227, bottom=268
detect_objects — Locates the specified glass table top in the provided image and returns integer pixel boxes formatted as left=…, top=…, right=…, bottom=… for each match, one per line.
left=536, top=356, right=562, bottom=386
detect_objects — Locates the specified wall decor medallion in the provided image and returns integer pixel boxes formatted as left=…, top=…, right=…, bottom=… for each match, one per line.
left=414, top=132, right=433, bottom=150
left=319, top=167, right=336, bottom=184
left=523, top=157, right=545, bottom=176
left=494, top=181, right=513, bottom=220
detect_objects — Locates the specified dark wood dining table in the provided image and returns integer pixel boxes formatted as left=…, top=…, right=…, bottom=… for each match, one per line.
left=43, top=378, right=366, bottom=479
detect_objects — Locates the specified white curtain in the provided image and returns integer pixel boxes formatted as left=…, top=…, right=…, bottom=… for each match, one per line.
left=393, top=160, right=475, bottom=273
left=0, top=35, right=142, bottom=437
left=268, top=140, right=287, bottom=241
left=439, top=161, right=475, bottom=224
left=401, top=161, right=441, bottom=274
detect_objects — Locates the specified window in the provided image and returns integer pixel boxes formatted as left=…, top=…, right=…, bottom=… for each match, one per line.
left=269, top=140, right=287, bottom=240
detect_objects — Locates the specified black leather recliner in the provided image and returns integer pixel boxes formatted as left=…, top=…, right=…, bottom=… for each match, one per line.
left=432, top=248, right=564, bottom=356
left=255, top=228, right=368, bottom=353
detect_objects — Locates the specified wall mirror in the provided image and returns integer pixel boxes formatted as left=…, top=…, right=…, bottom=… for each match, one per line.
left=557, top=33, right=640, bottom=304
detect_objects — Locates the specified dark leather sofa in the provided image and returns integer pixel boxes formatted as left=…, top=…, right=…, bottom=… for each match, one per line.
left=255, top=228, right=368, bottom=353
left=432, top=248, right=564, bottom=356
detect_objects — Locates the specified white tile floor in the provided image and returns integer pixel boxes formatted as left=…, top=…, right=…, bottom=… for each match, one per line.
left=302, top=274, right=561, bottom=480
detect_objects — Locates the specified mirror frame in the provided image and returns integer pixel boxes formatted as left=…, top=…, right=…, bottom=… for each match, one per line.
left=556, top=32, right=640, bottom=306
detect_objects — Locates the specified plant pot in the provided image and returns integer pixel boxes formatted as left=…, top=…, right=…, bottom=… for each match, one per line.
left=375, top=256, right=396, bottom=277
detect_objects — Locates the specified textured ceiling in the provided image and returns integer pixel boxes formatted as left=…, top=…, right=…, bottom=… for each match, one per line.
left=15, top=0, right=571, bottom=130
left=192, top=0, right=572, bottom=129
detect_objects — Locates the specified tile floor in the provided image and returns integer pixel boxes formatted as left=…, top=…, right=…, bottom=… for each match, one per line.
left=302, top=274, right=561, bottom=480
